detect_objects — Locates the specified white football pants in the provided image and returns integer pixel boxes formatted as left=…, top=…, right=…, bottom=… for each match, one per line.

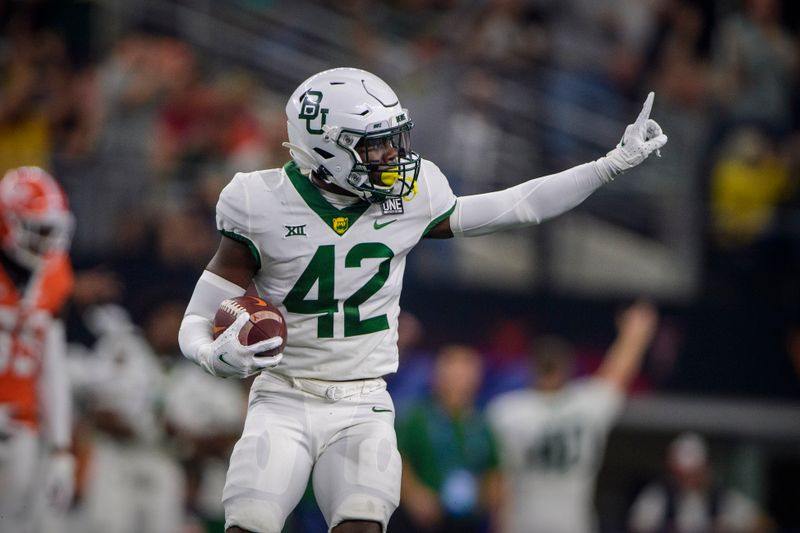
left=223, top=372, right=401, bottom=533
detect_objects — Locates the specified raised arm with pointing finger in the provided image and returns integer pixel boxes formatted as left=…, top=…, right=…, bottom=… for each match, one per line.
left=426, top=92, right=668, bottom=238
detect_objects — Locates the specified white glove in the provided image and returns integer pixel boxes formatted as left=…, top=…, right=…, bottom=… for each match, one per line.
left=46, top=452, right=75, bottom=511
left=197, top=312, right=284, bottom=379
left=596, top=92, right=668, bottom=181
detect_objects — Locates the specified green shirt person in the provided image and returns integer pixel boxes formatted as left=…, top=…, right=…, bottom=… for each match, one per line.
left=395, top=344, right=502, bottom=533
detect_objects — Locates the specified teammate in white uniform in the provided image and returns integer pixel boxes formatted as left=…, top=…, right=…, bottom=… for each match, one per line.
left=68, top=304, right=186, bottom=533
left=486, top=301, right=659, bottom=533
left=178, top=68, right=668, bottom=533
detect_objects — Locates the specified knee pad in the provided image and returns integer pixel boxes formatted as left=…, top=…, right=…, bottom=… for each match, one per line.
left=224, top=497, right=287, bottom=533
left=329, top=493, right=397, bottom=532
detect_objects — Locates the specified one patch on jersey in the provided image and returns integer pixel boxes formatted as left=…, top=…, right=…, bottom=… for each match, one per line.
left=381, top=197, right=404, bottom=216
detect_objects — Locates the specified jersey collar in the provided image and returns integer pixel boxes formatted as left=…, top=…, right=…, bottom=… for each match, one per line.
left=284, top=161, right=371, bottom=236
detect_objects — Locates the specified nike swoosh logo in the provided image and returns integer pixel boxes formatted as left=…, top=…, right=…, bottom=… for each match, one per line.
left=373, top=219, right=397, bottom=230
left=218, top=353, right=236, bottom=367
left=371, top=407, right=393, bottom=413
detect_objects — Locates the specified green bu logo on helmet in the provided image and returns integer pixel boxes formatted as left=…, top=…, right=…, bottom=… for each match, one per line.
left=299, top=90, right=329, bottom=134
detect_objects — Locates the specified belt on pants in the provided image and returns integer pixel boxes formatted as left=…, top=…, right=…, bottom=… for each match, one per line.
left=271, top=373, right=386, bottom=401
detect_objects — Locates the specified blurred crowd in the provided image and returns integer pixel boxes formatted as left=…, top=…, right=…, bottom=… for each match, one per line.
left=1, top=0, right=799, bottom=317
left=0, top=0, right=798, bottom=267
left=2, top=0, right=800, bottom=531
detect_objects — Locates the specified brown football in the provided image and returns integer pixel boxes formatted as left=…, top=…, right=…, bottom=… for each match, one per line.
left=213, top=296, right=287, bottom=357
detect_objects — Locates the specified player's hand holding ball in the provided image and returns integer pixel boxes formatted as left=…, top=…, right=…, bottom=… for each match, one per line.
left=596, top=92, right=669, bottom=181
left=198, top=296, right=287, bottom=379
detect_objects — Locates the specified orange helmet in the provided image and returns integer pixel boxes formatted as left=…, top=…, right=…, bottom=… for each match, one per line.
left=0, top=167, right=74, bottom=268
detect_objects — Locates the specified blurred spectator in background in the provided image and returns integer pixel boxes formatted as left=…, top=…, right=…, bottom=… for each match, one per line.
left=644, top=0, right=714, bottom=111
left=711, top=0, right=797, bottom=138
left=61, top=31, right=167, bottom=259
left=486, top=301, right=658, bottom=533
left=442, top=68, right=505, bottom=196
left=210, top=71, right=273, bottom=176
left=460, top=0, right=547, bottom=70
left=0, top=167, right=76, bottom=533
left=710, top=127, right=792, bottom=251
left=538, top=0, right=655, bottom=168
left=152, top=38, right=219, bottom=191
left=67, top=302, right=185, bottom=533
left=628, top=432, right=773, bottom=533
left=0, top=16, right=70, bottom=172
left=392, top=344, right=503, bottom=533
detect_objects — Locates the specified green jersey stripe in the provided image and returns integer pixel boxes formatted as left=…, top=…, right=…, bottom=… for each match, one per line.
left=422, top=200, right=457, bottom=237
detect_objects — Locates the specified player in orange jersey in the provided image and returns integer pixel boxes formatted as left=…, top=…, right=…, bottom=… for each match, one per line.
left=0, top=166, right=76, bottom=533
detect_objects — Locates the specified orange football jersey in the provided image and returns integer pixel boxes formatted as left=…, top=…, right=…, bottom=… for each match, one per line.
left=0, top=252, right=74, bottom=429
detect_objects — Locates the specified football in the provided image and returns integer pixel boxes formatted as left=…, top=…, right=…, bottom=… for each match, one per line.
left=213, top=295, right=287, bottom=357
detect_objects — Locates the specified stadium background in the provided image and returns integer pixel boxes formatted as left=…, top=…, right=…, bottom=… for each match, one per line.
left=1, top=0, right=799, bottom=530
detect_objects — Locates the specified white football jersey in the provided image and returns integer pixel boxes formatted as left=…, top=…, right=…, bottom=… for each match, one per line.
left=486, top=378, right=623, bottom=533
left=216, top=159, right=456, bottom=380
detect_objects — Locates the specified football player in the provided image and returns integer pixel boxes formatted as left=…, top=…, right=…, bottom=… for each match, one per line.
left=0, top=166, right=76, bottom=533
left=66, top=302, right=186, bottom=533
left=486, top=301, right=659, bottom=533
left=178, top=67, right=668, bottom=533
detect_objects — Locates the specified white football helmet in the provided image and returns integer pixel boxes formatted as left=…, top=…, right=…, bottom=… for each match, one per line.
left=0, top=166, right=74, bottom=269
left=285, top=68, right=421, bottom=203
